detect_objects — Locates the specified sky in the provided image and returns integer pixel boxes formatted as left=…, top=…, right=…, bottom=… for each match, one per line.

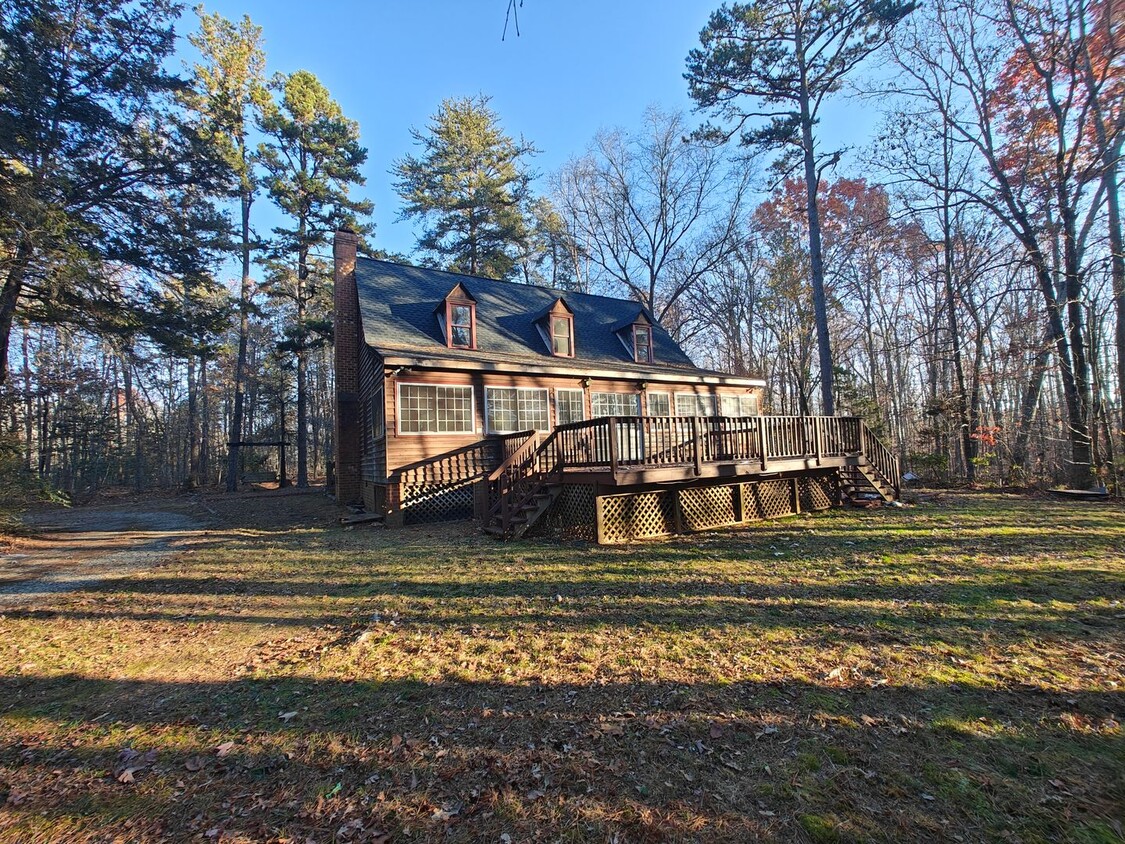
left=182, top=0, right=881, bottom=266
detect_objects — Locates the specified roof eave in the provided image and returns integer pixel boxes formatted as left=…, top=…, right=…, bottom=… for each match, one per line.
left=376, top=351, right=767, bottom=388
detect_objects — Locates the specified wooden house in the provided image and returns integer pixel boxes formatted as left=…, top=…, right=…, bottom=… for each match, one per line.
left=332, top=230, right=898, bottom=543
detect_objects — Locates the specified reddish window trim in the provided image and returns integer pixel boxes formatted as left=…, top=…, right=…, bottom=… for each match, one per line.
left=445, top=298, right=476, bottom=349
left=632, top=323, right=653, bottom=363
left=549, top=313, right=575, bottom=358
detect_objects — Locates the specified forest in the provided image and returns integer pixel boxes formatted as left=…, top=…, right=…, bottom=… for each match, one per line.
left=0, top=0, right=1121, bottom=504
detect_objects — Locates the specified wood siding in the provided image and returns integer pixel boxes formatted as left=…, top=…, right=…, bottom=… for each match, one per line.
left=359, top=347, right=385, bottom=485
left=377, top=367, right=766, bottom=479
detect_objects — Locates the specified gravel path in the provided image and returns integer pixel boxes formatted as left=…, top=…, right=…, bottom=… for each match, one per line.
left=0, top=507, right=202, bottom=602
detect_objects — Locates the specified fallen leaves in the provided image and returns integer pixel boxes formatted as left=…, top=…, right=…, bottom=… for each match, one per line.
left=112, top=748, right=157, bottom=784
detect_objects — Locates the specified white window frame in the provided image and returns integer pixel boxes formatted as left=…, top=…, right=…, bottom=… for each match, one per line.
left=395, top=382, right=476, bottom=435
left=484, top=386, right=550, bottom=434
left=590, top=391, right=641, bottom=418
left=675, top=392, right=717, bottom=418
left=555, top=388, right=586, bottom=426
left=647, top=391, right=671, bottom=417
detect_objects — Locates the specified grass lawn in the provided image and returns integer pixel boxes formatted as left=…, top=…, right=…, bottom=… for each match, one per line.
left=0, top=491, right=1122, bottom=843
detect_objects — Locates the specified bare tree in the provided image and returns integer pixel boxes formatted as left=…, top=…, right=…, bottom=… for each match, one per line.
left=552, top=108, right=748, bottom=335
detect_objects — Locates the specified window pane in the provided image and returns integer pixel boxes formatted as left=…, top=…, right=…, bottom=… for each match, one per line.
left=486, top=387, right=518, bottom=433
left=720, top=395, right=741, bottom=417
left=647, top=392, right=670, bottom=417
left=675, top=393, right=716, bottom=417
left=400, top=385, right=473, bottom=433
left=556, top=389, right=585, bottom=425
left=591, top=392, right=640, bottom=417
left=451, top=325, right=471, bottom=347
left=634, top=327, right=651, bottom=362
left=740, top=395, right=759, bottom=416
left=551, top=317, right=572, bottom=356
left=518, top=389, right=549, bottom=431
left=451, top=305, right=471, bottom=326
left=372, top=387, right=385, bottom=439
left=487, top=387, right=549, bottom=432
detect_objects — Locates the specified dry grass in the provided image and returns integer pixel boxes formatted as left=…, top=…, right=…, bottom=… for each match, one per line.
left=0, top=490, right=1122, bottom=843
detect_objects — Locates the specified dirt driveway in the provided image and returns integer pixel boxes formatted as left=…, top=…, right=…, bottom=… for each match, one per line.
left=0, top=505, right=203, bottom=602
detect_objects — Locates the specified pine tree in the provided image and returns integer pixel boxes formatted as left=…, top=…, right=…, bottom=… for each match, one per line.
left=184, top=7, right=268, bottom=493
left=258, top=70, right=372, bottom=488
left=393, top=95, right=536, bottom=280
left=0, top=0, right=226, bottom=384
left=686, top=0, right=916, bottom=414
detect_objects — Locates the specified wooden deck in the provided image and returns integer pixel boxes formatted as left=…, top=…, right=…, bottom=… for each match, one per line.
left=485, top=415, right=901, bottom=538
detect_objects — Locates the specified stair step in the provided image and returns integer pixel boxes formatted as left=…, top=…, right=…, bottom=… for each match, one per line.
left=483, top=525, right=505, bottom=536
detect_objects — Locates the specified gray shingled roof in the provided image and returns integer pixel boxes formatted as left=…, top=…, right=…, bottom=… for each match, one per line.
left=355, top=258, right=702, bottom=372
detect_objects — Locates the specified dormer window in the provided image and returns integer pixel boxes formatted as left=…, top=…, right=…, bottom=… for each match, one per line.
left=535, top=297, right=576, bottom=358
left=633, top=324, right=652, bottom=363
left=448, top=302, right=474, bottom=347
left=438, top=283, right=476, bottom=349
left=551, top=314, right=574, bottom=357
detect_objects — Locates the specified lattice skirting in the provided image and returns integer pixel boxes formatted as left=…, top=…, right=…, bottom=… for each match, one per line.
left=595, top=475, right=837, bottom=544
left=799, top=474, right=835, bottom=511
left=680, top=485, right=737, bottom=532
left=401, top=481, right=475, bottom=525
left=535, top=484, right=597, bottom=540
left=596, top=491, right=676, bottom=543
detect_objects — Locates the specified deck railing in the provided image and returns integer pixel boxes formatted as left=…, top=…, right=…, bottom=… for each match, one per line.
left=535, top=414, right=896, bottom=490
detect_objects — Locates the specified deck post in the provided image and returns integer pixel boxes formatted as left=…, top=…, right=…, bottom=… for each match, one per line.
left=814, top=418, right=822, bottom=466
left=792, top=477, right=801, bottom=515
left=758, top=417, right=768, bottom=471
left=608, top=417, right=619, bottom=476
left=691, top=417, right=703, bottom=475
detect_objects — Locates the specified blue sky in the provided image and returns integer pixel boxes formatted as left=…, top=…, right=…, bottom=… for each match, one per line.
left=182, top=0, right=879, bottom=265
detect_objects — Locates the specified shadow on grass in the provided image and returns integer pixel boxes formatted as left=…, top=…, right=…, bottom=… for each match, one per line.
left=1, top=674, right=1122, bottom=843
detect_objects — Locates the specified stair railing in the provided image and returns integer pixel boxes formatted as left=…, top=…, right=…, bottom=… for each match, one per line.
left=859, top=422, right=901, bottom=498
left=487, top=429, right=565, bottom=536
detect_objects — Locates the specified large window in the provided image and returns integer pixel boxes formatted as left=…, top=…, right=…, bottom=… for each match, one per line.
left=397, top=384, right=474, bottom=434
left=486, top=387, right=550, bottom=433
left=720, top=394, right=759, bottom=417
left=556, top=388, right=585, bottom=426
left=647, top=391, right=671, bottom=417
left=675, top=393, right=717, bottom=417
left=550, top=315, right=574, bottom=357
left=591, top=391, right=641, bottom=418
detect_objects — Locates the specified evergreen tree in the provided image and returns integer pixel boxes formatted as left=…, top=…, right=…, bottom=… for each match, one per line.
left=686, top=0, right=916, bottom=414
left=393, top=95, right=536, bottom=280
left=0, top=0, right=226, bottom=384
left=258, top=69, right=372, bottom=488
left=184, top=7, right=268, bottom=493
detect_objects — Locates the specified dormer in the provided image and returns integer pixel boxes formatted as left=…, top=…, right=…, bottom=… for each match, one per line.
left=435, top=282, right=476, bottom=349
left=534, top=297, right=575, bottom=358
left=613, top=311, right=655, bottom=364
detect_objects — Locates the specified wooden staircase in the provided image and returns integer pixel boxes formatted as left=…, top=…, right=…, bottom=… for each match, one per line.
left=484, top=430, right=564, bottom=540
left=839, top=425, right=900, bottom=504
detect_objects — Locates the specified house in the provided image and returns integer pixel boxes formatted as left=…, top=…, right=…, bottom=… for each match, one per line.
left=332, top=230, right=898, bottom=543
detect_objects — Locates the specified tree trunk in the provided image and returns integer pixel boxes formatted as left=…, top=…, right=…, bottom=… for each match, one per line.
left=0, top=241, right=34, bottom=386
left=799, top=101, right=835, bottom=416
left=225, top=192, right=254, bottom=492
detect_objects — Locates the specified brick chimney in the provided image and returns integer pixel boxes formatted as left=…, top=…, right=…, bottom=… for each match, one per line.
left=333, top=229, right=362, bottom=505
